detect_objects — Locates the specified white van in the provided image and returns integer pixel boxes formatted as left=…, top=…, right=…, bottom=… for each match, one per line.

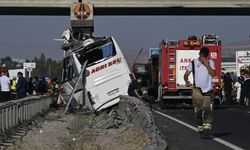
left=58, top=36, right=132, bottom=112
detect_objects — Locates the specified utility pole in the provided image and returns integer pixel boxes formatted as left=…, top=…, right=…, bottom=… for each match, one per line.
left=132, top=48, right=144, bottom=66
left=49, top=65, right=51, bottom=76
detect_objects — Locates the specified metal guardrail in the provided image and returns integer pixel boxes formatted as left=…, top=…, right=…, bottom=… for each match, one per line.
left=0, top=96, right=52, bottom=143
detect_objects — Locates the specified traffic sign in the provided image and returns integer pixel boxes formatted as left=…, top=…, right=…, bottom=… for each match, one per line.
left=23, top=62, right=36, bottom=69
left=27, top=67, right=33, bottom=72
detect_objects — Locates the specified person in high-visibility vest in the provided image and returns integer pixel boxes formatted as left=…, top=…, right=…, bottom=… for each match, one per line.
left=10, top=76, right=17, bottom=99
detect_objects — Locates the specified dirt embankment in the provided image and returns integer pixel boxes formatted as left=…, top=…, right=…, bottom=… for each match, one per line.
left=8, top=109, right=150, bottom=150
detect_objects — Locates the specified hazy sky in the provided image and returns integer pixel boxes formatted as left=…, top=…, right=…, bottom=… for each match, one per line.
left=1, top=16, right=250, bottom=63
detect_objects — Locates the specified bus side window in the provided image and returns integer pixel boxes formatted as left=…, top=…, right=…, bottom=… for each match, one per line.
left=102, top=43, right=114, bottom=58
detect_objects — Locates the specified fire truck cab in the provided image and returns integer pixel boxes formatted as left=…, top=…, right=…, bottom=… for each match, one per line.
left=157, top=34, right=222, bottom=104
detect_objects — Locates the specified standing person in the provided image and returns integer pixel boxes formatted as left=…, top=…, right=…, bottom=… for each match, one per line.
left=245, top=72, right=250, bottom=104
left=230, top=72, right=237, bottom=82
left=36, top=77, right=48, bottom=95
left=33, top=76, right=39, bottom=95
left=184, top=47, right=216, bottom=137
left=234, top=77, right=241, bottom=103
left=223, top=72, right=234, bottom=104
left=239, top=69, right=250, bottom=106
left=0, top=71, right=11, bottom=102
left=27, top=77, right=33, bottom=95
left=16, top=72, right=28, bottom=99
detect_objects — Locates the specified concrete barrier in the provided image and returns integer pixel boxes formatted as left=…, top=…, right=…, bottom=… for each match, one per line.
left=118, top=95, right=167, bottom=150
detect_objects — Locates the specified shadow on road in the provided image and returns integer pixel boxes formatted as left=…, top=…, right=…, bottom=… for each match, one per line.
left=212, top=132, right=234, bottom=138
left=214, top=104, right=250, bottom=110
left=155, top=101, right=194, bottom=110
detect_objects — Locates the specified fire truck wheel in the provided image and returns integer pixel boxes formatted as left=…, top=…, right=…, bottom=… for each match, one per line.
left=158, top=99, right=168, bottom=109
left=157, top=84, right=162, bottom=101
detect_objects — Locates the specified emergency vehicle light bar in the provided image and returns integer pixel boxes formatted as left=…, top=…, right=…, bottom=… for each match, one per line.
left=183, top=40, right=201, bottom=47
left=167, top=41, right=178, bottom=46
left=202, top=34, right=220, bottom=45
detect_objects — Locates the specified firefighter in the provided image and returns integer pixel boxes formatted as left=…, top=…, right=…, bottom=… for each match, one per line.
left=223, top=72, right=234, bottom=104
left=184, top=47, right=216, bottom=138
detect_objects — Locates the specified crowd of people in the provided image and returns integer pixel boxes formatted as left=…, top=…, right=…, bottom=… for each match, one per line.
left=222, top=67, right=250, bottom=106
left=0, top=71, right=59, bottom=103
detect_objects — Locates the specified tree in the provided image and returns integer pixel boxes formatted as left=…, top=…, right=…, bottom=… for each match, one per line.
left=32, top=53, right=62, bottom=81
left=1, top=54, right=63, bottom=82
left=1, top=56, right=15, bottom=69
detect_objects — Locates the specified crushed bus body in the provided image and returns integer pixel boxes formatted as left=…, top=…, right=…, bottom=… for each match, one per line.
left=58, top=34, right=132, bottom=112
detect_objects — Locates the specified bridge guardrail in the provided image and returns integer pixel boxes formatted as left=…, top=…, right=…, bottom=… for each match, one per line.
left=0, top=96, right=52, bottom=137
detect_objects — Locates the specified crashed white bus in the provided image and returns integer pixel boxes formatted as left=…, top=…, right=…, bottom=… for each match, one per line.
left=57, top=35, right=132, bottom=112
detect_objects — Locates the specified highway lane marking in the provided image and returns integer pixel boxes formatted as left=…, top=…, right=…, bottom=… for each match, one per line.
left=153, top=110, right=244, bottom=150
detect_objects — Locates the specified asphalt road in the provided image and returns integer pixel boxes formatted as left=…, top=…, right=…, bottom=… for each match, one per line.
left=152, top=104, right=250, bottom=150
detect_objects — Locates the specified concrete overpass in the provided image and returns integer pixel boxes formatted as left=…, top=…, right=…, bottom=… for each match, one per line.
left=1, top=0, right=250, bottom=15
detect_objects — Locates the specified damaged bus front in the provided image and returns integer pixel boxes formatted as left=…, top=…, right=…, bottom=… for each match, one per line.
left=58, top=36, right=132, bottom=112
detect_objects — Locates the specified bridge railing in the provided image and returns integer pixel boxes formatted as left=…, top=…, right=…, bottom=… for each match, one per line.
left=0, top=96, right=52, bottom=136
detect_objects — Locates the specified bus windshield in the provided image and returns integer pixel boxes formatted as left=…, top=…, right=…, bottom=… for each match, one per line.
left=76, top=38, right=117, bottom=66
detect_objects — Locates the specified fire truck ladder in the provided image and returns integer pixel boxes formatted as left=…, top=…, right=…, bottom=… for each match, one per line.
left=167, top=47, right=176, bottom=90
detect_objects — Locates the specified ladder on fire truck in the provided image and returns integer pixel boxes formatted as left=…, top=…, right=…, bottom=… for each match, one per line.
left=167, top=42, right=177, bottom=90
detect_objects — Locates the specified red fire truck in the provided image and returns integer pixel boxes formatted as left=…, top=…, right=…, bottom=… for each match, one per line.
left=156, top=34, right=222, bottom=104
